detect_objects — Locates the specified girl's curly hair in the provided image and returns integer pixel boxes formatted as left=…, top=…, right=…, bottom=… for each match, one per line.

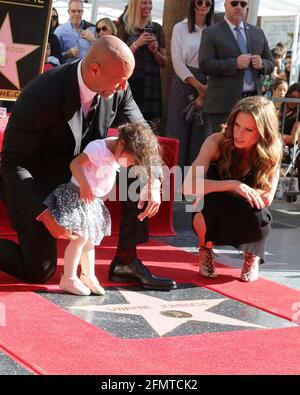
left=118, top=123, right=162, bottom=182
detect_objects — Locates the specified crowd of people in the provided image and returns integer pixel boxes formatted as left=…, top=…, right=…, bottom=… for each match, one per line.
left=0, top=0, right=299, bottom=294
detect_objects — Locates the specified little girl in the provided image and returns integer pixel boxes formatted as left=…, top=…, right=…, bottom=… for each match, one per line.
left=271, top=79, right=288, bottom=115
left=44, top=123, right=162, bottom=296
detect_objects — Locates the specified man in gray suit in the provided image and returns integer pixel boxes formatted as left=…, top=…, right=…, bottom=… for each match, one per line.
left=199, top=0, right=274, bottom=133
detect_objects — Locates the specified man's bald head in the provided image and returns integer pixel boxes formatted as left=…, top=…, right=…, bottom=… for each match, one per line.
left=82, top=36, right=135, bottom=97
left=85, top=35, right=135, bottom=71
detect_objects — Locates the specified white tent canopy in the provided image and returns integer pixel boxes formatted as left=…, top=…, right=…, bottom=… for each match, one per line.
left=215, top=0, right=300, bottom=17
left=52, top=0, right=300, bottom=82
left=52, top=1, right=300, bottom=25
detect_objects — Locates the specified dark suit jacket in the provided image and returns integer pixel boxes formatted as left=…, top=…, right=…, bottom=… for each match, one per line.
left=0, top=61, right=144, bottom=231
left=199, top=20, right=274, bottom=114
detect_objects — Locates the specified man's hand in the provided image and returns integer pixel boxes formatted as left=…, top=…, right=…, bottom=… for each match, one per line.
left=251, top=55, right=263, bottom=70
left=68, top=47, right=79, bottom=59
left=80, top=29, right=95, bottom=42
left=137, top=179, right=161, bottom=221
left=38, top=209, right=78, bottom=240
left=237, top=54, right=251, bottom=69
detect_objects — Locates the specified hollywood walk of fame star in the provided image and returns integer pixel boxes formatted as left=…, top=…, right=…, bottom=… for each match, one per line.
left=70, top=288, right=265, bottom=336
left=0, top=13, right=40, bottom=89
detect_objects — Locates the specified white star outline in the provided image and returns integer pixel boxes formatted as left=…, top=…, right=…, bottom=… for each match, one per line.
left=69, top=288, right=265, bottom=337
left=0, top=13, right=39, bottom=89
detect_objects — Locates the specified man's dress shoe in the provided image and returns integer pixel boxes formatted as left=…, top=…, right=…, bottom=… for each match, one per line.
left=109, top=257, right=177, bottom=291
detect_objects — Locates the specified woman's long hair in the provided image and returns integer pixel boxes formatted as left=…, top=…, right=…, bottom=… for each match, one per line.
left=51, top=7, right=60, bottom=32
left=188, top=0, right=214, bottom=33
left=218, top=96, right=282, bottom=189
left=124, top=0, right=151, bottom=35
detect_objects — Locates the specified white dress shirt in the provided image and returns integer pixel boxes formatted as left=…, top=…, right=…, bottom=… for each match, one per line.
left=77, top=60, right=98, bottom=117
left=171, top=19, right=205, bottom=83
left=37, top=61, right=97, bottom=221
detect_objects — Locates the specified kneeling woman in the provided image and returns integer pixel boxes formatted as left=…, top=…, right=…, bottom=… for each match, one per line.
left=183, top=96, right=282, bottom=282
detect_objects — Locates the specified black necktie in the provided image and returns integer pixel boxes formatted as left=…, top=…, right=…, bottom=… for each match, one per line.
left=81, top=95, right=99, bottom=149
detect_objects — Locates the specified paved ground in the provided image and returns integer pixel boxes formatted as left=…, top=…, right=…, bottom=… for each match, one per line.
left=1, top=197, right=299, bottom=375
left=154, top=198, right=300, bottom=291
left=53, top=0, right=164, bottom=24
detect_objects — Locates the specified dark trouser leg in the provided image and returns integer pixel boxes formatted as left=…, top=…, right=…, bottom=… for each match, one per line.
left=115, top=169, right=148, bottom=264
left=109, top=168, right=176, bottom=290
left=117, top=168, right=148, bottom=250
left=115, top=197, right=148, bottom=264
left=0, top=221, right=57, bottom=283
left=118, top=194, right=149, bottom=249
left=208, top=113, right=229, bottom=134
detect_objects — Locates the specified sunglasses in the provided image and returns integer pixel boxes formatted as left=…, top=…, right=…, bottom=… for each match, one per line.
left=229, top=1, right=248, bottom=8
left=51, top=15, right=58, bottom=20
left=96, top=26, right=108, bottom=33
left=196, top=0, right=212, bottom=7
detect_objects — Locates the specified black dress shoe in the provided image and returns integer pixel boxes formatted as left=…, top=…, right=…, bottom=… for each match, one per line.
left=108, top=257, right=177, bottom=291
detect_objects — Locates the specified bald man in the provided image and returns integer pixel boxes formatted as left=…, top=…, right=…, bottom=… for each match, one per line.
left=0, top=36, right=176, bottom=291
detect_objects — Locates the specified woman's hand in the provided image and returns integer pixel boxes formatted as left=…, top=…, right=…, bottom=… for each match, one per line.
left=184, top=77, right=207, bottom=106
left=134, top=32, right=154, bottom=49
left=147, top=37, right=158, bottom=53
left=193, top=95, right=204, bottom=109
left=231, top=181, right=265, bottom=209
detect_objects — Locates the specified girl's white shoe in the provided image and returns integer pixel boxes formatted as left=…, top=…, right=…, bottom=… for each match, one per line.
left=59, top=275, right=91, bottom=296
left=80, top=273, right=105, bottom=295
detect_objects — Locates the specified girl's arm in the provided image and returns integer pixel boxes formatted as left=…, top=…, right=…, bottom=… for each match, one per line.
left=70, top=153, right=94, bottom=203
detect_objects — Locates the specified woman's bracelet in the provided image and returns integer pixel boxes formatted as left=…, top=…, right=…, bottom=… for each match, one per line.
left=132, top=41, right=138, bottom=50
